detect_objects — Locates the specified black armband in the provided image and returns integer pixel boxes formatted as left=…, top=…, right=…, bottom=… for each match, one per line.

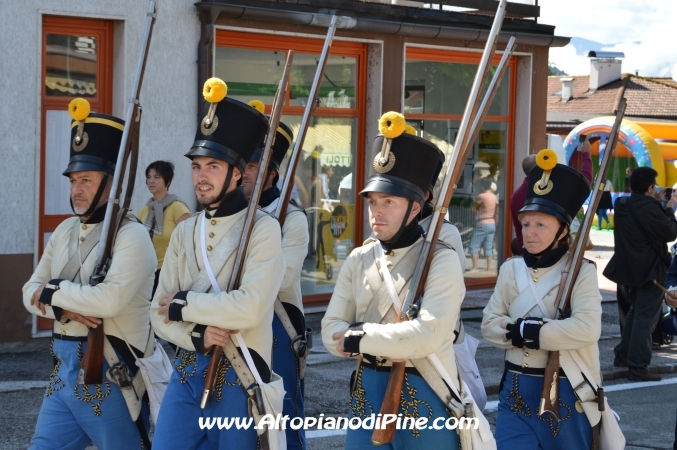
left=168, top=291, right=189, bottom=322
left=39, top=279, right=64, bottom=306
left=190, top=324, right=208, bottom=354
left=343, top=322, right=366, bottom=354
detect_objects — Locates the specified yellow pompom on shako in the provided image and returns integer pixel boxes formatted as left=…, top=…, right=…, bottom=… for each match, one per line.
left=248, top=100, right=265, bottom=114
left=536, top=148, right=558, bottom=171
left=404, top=124, right=416, bottom=135
left=378, top=111, right=406, bottom=139
left=203, top=77, right=228, bottom=103
left=68, top=98, right=90, bottom=122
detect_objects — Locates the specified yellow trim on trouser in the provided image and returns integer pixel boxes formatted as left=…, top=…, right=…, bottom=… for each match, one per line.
left=71, top=118, right=125, bottom=131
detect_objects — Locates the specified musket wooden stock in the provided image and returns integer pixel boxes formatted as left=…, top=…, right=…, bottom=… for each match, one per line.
left=201, top=50, right=295, bottom=410
left=538, top=98, right=627, bottom=419
left=77, top=0, right=157, bottom=386
left=371, top=1, right=510, bottom=444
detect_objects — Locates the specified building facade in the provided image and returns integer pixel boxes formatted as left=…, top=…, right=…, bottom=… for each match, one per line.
left=0, top=0, right=566, bottom=346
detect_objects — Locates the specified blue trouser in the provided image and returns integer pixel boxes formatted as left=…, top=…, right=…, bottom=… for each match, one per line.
left=345, top=364, right=460, bottom=449
left=153, top=348, right=259, bottom=450
left=495, top=371, right=592, bottom=450
left=30, top=338, right=148, bottom=450
left=272, top=314, right=306, bottom=450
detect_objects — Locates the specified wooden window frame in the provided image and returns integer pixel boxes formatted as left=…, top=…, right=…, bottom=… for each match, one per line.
left=405, top=46, right=517, bottom=289
left=37, top=16, right=114, bottom=332
left=215, top=30, right=368, bottom=306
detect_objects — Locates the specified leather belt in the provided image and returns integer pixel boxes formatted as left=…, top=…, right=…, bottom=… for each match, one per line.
left=506, top=361, right=567, bottom=378
left=362, top=359, right=420, bottom=376
left=52, top=332, right=87, bottom=342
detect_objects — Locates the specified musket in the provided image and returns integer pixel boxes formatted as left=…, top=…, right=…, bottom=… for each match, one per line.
left=201, top=50, right=295, bottom=409
left=77, top=0, right=158, bottom=386
left=275, top=16, right=337, bottom=226
left=371, top=0, right=510, bottom=444
left=538, top=97, right=627, bottom=420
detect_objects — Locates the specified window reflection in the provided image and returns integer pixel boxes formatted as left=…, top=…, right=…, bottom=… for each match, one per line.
left=406, top=120, right=508, bottom=278
left=278, top=116, right=357, bottom=295
left=45, top=34, right=97, bottom=97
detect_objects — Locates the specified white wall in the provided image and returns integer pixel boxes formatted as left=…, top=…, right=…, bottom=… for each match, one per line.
left=0, top=0, right=199, bottom=255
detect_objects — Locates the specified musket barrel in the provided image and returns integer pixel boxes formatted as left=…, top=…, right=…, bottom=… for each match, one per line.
left=93, top=0, right=158, bottom=279
left=276, top=17, right=338, bottom=225
left=399, top=0, right=508, bottom=321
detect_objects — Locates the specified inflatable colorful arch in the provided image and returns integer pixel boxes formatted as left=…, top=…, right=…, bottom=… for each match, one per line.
left=563, top=117, right=666, bottom=187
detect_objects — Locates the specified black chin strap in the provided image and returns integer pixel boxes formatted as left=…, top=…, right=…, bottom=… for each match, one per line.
left=210, top=166, right=234, bottom=208
left=71, top=173, right=109, bottom=219
left=531, top=222, right=566, bottom=257
left=386, top=199, right=415, bottom=247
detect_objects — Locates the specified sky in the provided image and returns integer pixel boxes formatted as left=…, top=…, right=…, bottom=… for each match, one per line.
left=538, top=0, right=677, bottom=79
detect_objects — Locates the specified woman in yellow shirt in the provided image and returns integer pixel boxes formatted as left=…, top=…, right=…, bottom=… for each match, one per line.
left=138, top=161, right=191, bottom=295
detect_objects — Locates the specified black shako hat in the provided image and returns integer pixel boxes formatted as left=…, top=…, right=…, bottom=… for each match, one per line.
left=520, top=149, right=591, bottom=225
left=62, top=98, right=124, bottom=176
left=360, top=112, right=441, bottom=203
left=430, top=146, right=446, bottom=193
left=250, top=119, right=294, bottom=171
left=185, top=78, right=269, bottom=174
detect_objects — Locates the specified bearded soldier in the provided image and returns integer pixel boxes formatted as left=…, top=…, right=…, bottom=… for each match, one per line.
left=322, top=112, right=466, bottom=447
left=23, top=99, right=156, bottom=449
left=151, top=78, right=285, bottom=449
left=241, top=116, right=310, bottom=450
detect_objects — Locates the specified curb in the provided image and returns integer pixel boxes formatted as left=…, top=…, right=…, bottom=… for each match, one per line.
left=483, top=364, right=677, bottom=396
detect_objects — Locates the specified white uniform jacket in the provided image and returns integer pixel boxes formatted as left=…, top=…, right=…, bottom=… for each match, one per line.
left=264, top=201, right=309, bottom=315
left=151, top=208, right=285, bottom=367
left=322, top=235, right=466, bottom=390
left=481, top=256, right=603, bottom=385
left=23, top=217, right=157, bottom=351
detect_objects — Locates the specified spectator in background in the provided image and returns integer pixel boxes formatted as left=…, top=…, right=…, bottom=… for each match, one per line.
left=469, top=179, right=498, bottom=272
left=320, top=165, right=333, bottom=199
left=597, top=179, right=614, bottom=230
left=603, top=167, right=677, bottom=381
left=511, top=140, right=592, bottom=251
left=138, top=160, right=191, bottom=296
left=625, top=167, right=633, bottom=193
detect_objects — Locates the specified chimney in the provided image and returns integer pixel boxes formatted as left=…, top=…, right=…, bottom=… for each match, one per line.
left=561, top=77, right=574, bottom=102
left=587, top=51, right=625, bottom=93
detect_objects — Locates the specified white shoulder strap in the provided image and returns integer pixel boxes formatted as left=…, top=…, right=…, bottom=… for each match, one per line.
left=527, top=267, right=552, bottom=320
left=199, top=213, right=265, bottom=387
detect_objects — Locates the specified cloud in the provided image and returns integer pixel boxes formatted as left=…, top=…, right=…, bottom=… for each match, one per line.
left=540, top=0, right=677, bottom=79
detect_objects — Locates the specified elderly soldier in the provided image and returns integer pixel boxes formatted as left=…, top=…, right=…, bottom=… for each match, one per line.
left=322, top=112, right=465, bottom=448
left=151, top=78, right=285, bottom=449
left=23, top=99, right=156, bottom=449
left=482, top=150, right=601, bottom=448
left=241, top=116, right=310, bottom=450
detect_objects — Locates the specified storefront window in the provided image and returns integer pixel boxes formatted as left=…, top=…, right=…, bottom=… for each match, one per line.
left=405, top=50, right=514, bottom=281
left=215, top=34, right=365, bottom=299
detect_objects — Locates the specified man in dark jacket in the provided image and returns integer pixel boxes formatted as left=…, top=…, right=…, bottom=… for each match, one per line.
left=603, top=167, right=677, bottom=381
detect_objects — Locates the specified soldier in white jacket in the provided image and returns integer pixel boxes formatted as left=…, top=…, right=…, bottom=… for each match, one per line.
left=151, top=79, right=285, bottom=449
left=482, top=149, right=602, bottom=449
left=242, top=117, right=310, bottom=450
left=23, top=99, right=156, bottom=449
left=322, top=112, right=465, bottom=448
